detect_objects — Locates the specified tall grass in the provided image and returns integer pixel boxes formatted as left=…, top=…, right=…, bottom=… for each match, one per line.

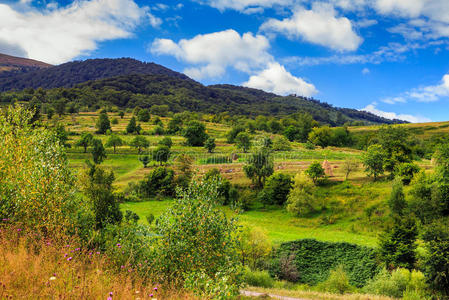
left=0, top=226, right=195, bottom=299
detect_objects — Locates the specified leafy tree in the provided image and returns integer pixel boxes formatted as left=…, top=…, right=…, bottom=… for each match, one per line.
left=130, top=136, right=149, bottom=154
left=286, top=173, right=317, bottom=216
left=153, top=145, right=170, bottom=165
left=305, top=162, right=325, bottom=184
left=235, top=132, right=252, bottom=153
left=273, top=136, right=292, bottom=151
left=150, top=104, right=169, bottom=117
left=260, top=136, right=273, bottom=149
left=54, top=124, right=69, bottom=147
left=96, top=111, right=111, bottom=134
left=183, top=121, right=208, bottom=146
left=362, top=144, right=387, bottom=181
left=126, top=116, right=138, bottom=134
left=284, top=125, right=300, bottom=142
left=137, top=108, right=150, bottom=122
left=259, top=173, right=293, bottom=205
left=156, top=178, right=241, bottom=293
left=268, top=119, right=283, bottom=134
left=118, top=111, right=125, bottom=119
left=309, top=126, right=332, bottom=148
left=91, top=138, right=107, bottom=164
left=168, top=117, right=182, bottom=134
left=75, top=132, right=93, bottom=153
left=204, top=137, right=216, bottom=153
left=203, top=168, right=232, bottom=205
left=111, top=118, right=119, bottom=125
left=153, top=125, right=165, bottom=135
left=226, top=125, right=246, bottom=143
left=139, top=167, right=175, bottom=198
left=396, top=162, right=420, bottom=185
left=174, top=154, right=194, bottom=188
left=83, top=164, right=122, bottom=229
left=377, top=126, right=412, bottom=175
left=243, top=150, right=274, bottom=188
left=297, top=113, right=316, bottom=142
left=152, top=116, right=163, bottom=126
left=47, top=107, right=55, bottom=120
left=105, top=134, right=124, bottom=153
left=331, top=127, right=353, bottom=147
left=158, top=136, right=173, bottom=148
left=54, top=98, right=66, bottom=116
left=237, top=225, right=272, bottom=269
left=342, top=159, right=359, bottom=180
left=139, top=155, right=150, bottom=168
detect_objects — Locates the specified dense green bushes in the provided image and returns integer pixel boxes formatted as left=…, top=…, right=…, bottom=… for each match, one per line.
left=270, top=239, right=379, bottom=287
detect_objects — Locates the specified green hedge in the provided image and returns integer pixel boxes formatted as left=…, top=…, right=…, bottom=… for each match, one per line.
left=270, top=239, right=379, bottom=288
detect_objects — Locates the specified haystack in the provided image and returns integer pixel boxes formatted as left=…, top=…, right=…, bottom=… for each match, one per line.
left=322, top=160, right=333, bottom=177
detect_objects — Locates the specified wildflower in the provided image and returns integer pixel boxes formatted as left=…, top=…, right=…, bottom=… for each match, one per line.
left=149, top=294, right=153, bottom=298
left=109, top=292, right=113, bottom=296
left=17, top=228, right=22, bottom=232
left=75, top=248, right=80, bottom=251
left=154, top=287, right=157, bottom=291
left=121, top=265, right=125, bottom=269
left=107, top=297, right=112, bottom=300
left=116, top=243, right=121, bottom=248
left=64, top=253, right=68, bottom=258
left=67, top=257, right=72, bottom=261
left=96, top=251, right=100, bottom=254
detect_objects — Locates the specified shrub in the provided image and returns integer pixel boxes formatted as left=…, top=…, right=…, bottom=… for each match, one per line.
left=272, top=136, right=292, bottom=151
left=158, top=136, right=173, bottom=148
left=260, top=173, right=293, bottom=205
left=183, top=121, right=208, bottom=146
left=396, top=162, right=420, bottom=185
left=95, top=111, right=111, bottom=134
left=237, top=225, right=272, bottom=270
left=242, top=268, right=274, bottom=288
left=362, top=144, right=386, bottom=181
left=319, top=265, right=353, bottom=294
left=270, top=239, right=379, bottom=287
left=305, top=162, right=325, bottom=184
left=363, top=268, right=429, bottom=299
left=204, top=137, right=216, bottom=153
left=138, top=167, right=175, bottom=198
left=156, top=178, right=242, bottom=293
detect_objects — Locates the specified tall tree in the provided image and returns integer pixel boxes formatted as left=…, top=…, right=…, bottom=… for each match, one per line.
left=91, top=139, right=107, bottom=164
left=183, top=121, right=208, bottom=146
left=105, top=134, right=124, bottom=154
left=96, top=111, right=111, bottom=134
left=76, top=132, right=93, bottom=153
left=243, top=149, right=274, bottom=188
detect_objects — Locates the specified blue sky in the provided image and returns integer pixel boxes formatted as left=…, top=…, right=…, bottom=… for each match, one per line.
left=2, top=0, right=449, bottom=122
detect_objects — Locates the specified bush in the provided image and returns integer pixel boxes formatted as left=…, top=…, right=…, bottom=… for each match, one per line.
left=259, top=173, right=293, bottom=205
left=270, top=239, right=379, bottom=287
left=319, top=265, right=353, bottom=294
left=272, top=136, right=292, bottom=151
left=286, top=173, right=318, bottom=216
left=138, top=167, right=175, bottom=198
left=237, top=225, right=272, bottom=270
left=305, top=162, right=325, bottom=184
left=396, top=162, right=420, bottom=185
left=363, top=268, right=429, bottom=299
left=242, top=268, right=274, bottom=288
left=183, top=121, right=208, bottom=146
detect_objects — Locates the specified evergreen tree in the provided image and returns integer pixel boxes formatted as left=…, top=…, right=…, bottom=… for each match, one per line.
left=126, top=116, right=138, bottom=134
left=96, top=111, right=111, bottom=134
left=91, top=139, right=107, bottom=164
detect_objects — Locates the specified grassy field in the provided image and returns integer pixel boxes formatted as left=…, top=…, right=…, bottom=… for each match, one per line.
left=59, top=112, right=436, bottom=248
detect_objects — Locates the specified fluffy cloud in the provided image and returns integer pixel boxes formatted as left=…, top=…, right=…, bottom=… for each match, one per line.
left=408, top=74, right=449, bottom=102
left=362, top=103, right=432, bottom=123
left=194, top=0, right=293, bottom=13
left=150, top=29, right=272, bottom=79
left=260, top=3, right=362, bottom=51
left=243, top=62, right=317, bottom=96
left=0, top=0, right=147, bottom=64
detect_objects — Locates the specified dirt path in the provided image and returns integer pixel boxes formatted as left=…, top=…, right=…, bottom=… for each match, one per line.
left=241, top=290, right=310, bottom=300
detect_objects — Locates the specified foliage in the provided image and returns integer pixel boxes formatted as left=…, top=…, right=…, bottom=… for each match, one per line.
left=156, top=178, right=242, bottom=291
left=105, top=134, right=124, bottom=153
left=237, top=225, right=272, bottom=270
left=305, top=162, right=325, bottom=184
left=91, top=138, right=107, bottom=164
left=95, top=111, right=111, bottom=134
left=126, top=116, right=138, bottom=134
left=272, top=136, right=292, bottom=151
left=138, top=167, right=175, bottom=198
left=421, top=220, right=449, bottom=295
left=242, top=268, right=274, bottom=288
left=363, top=268, right=429, bottom=299
left=362, top=144, right=387, bottom=181
left=235, top=132, right=252, bottom=152
left=152, top=145, right=170, bottom=165
left=204, top=137, right=216, bottom=153
left=243, top=149, right=274, bottom=188
left=173, top=154, right=194, bottom=189
left=138, top=155, right=150, bottom=168
left=309, top=126, right=332, bottom=148
left=259, top=173, right=293, bottom=205
left=75, top=132, right=93, bottom=153
left=270, top=239, right=379, bottom=287
left=183, top=121, right=208, bottom=146
left=226, top=125, right=245, bottom=143
left=0, top=106, right=79, bottom=232
left=319, top=265, right=353, bottom=294
left=158, top=136, right=173, bottom=148
left=377, top=126, right=412, bottom=175
left=130, top=136, right=149, bottom=154
left=286, top=173, right=317, bottom=216
left=342, top=159, right=359, bottom=180
left=137, top=108, right=150, bottom=122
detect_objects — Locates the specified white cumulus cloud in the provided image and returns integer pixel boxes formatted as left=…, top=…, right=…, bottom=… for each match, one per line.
left=260, top=2, right=363, bottom=51
left=0, top=0, right=148, bottom=64
left=362, top=103, right=432, bottom=123
left=150, top=29, right=272, bottom=79
left=408, top=74, right=449, bottom=102
left=194, top=0, right=293, bottom=13
left=243, top=62, right=318, bottom=96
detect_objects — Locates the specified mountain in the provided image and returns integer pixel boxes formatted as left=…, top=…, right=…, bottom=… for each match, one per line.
left=0, top=53, right=51, bottom=73
left=0, top=57, right=190, bottom=91
left=0, top=56, right=405, bottom=125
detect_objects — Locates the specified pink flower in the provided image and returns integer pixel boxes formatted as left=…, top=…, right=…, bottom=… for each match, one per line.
left=109, top=292, right=113, bottom=296
left=107, top=297, right=112, bottom=300
left=149, top=294, right=153, bottom=298
left=154, top=287, right=158, bottom=291
left=67, top=257, right=72, bottom=261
